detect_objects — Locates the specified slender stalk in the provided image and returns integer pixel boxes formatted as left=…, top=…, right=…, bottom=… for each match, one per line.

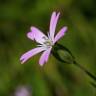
left=73, top=60, right=96, bottom=81
left=90, top=82, right=96, bottom=88
left=73, top=60, right=96, bottom=88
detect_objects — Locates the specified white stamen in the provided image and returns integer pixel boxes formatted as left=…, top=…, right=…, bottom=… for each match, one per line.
left=37, top=34, right=54, bottom=49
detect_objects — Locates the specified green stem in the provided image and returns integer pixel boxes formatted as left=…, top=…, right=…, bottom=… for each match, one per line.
left=73, top=60, right=96, bottom=81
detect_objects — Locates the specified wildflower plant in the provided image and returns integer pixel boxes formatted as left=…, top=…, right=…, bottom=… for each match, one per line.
left=20, top=11, right=96, bottom=88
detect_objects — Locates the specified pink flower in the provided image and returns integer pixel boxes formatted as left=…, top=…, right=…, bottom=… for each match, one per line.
left=20, top=11, right=67, bottom=66
left=14, top=86, right=31, bottom=96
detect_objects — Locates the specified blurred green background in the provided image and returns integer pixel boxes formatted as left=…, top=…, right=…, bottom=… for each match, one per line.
left=0, top=0, right=96, bottom=96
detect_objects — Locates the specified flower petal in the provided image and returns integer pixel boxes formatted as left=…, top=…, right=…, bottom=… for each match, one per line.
left=20, top=47, right=46, bottom=64
left=54, top=26, right=67, bottom=43
left=49, top=12, right=56, bottom=36
left=27, top=32, right=35, bottom=40
left=49, top=12, right=60, bottom=41
left=27, top=26, right=47, bottom=44
left=39, top=47, right=52, bottom=66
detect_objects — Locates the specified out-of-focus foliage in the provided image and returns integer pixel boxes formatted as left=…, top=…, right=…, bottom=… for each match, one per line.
left=0, top=0, right=96, bottom=96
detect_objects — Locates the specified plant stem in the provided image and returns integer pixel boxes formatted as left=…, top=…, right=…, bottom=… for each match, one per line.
left=73, top=60, right=96, bottom=81
left=73, top=61, right=96, bottom=88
